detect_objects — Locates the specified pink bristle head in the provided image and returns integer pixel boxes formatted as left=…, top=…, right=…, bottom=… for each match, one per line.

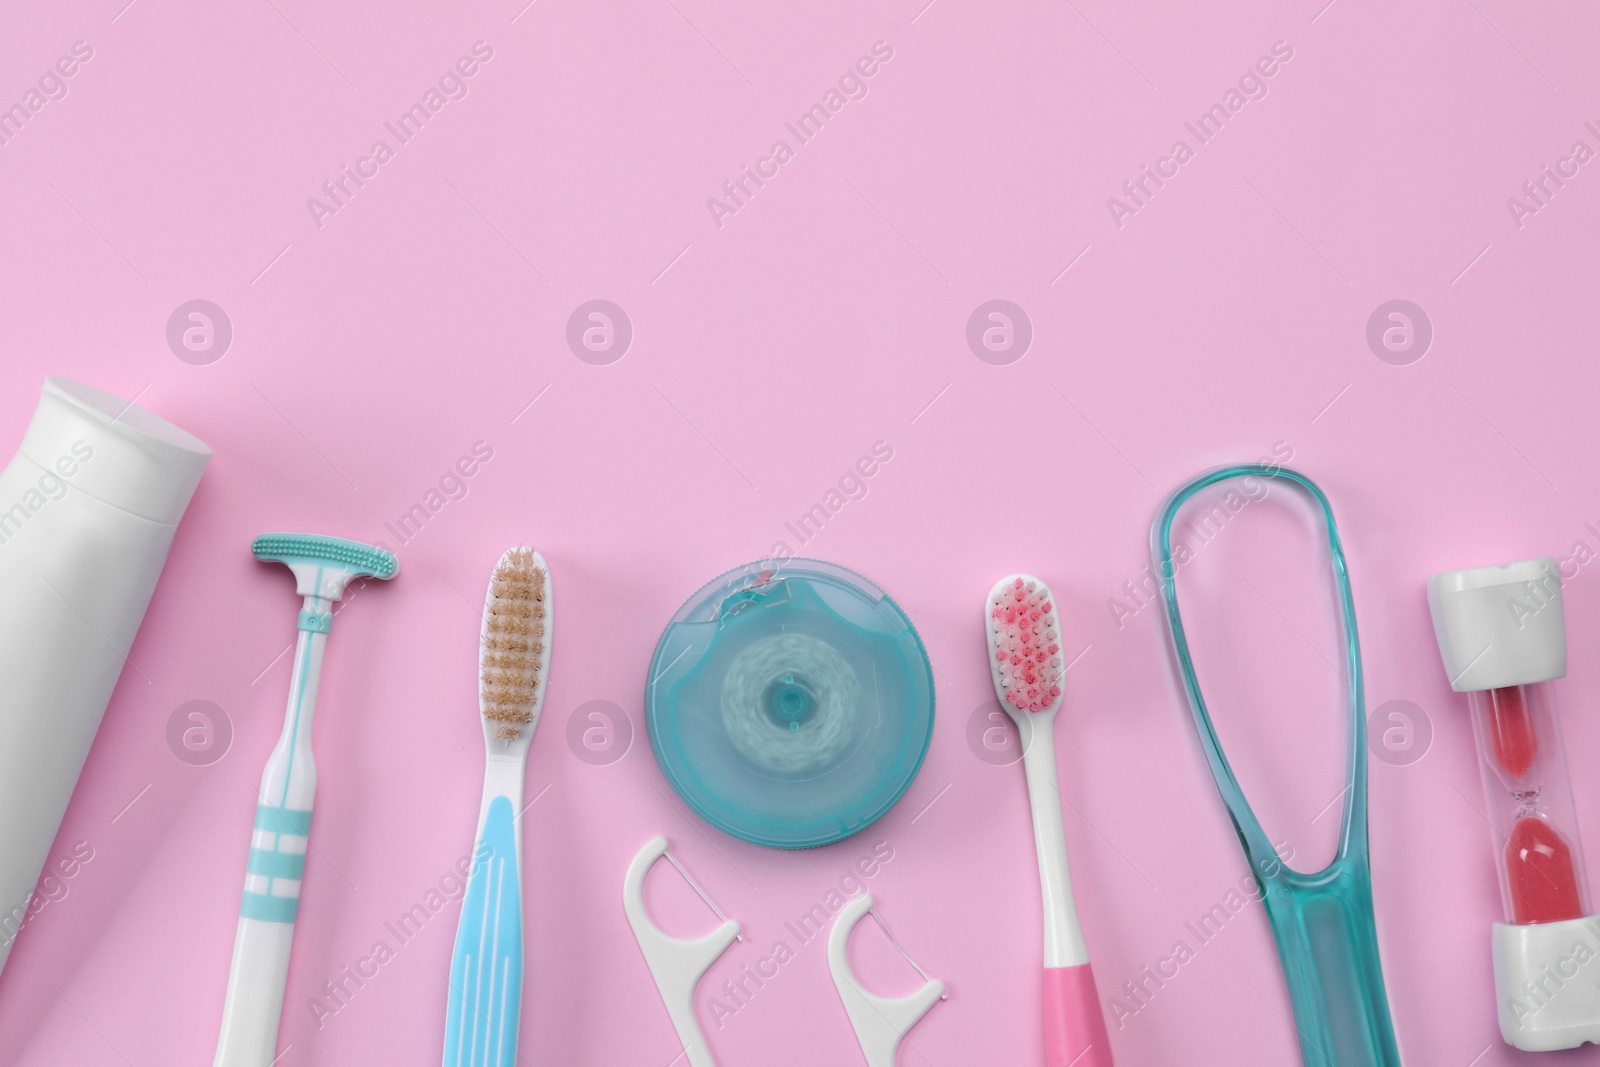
left=988, top=575, right=1065, bottom=714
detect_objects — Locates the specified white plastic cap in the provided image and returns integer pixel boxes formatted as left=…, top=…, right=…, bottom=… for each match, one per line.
left=18, top=378, right=211, bottom=524
left=1493, top=918, right=1600, bottom=1050
left=1427, top=558, right=1566, bottom=692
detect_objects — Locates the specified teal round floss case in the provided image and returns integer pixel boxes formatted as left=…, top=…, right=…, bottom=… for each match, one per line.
left=645, top=559, right=935, bottom=849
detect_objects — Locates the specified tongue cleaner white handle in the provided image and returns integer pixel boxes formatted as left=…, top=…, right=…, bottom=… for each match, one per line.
left=624, top=837, right=740, bottom=1067
left=214, top=535, right=397, bottom=1067
left=828, top=894, right=945, bottom=1067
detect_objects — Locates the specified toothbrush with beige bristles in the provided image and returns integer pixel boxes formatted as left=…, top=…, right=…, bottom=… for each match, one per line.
left=442, top=546, right=552, bottom=1067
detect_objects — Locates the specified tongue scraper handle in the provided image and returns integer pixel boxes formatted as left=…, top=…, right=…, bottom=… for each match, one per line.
left=215, top=606, right=327, bottom=1067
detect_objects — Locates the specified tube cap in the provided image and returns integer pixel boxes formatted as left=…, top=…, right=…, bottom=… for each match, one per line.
left=18, top=378, right=211, bottom=524
left=1427, top=558, right=1566, bottom=692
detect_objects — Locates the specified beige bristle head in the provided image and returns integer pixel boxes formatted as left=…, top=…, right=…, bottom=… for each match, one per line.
left=481, top=547, right=547, bottom=741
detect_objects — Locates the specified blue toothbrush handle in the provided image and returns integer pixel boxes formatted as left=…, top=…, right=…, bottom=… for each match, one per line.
left=443, top=795, right=523, bottom=1067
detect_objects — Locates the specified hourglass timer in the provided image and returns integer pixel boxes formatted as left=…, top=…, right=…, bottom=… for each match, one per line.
left=1429, top=558, right=1600, bottom=1051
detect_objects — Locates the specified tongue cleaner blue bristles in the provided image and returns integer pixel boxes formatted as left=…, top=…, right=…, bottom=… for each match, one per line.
left=1152, top=467, right=1401, bottom=1067
left=213, top=534, right=397, bottom=1067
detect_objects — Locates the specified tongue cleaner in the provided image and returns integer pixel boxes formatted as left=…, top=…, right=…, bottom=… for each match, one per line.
left=214, top=534, right=397, bottom=1067
left=1152, top=466, right=1401, bottom=1067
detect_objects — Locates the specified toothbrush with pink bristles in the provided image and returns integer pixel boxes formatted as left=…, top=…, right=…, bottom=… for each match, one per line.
left=986, top=574, right=1113, bottom=1067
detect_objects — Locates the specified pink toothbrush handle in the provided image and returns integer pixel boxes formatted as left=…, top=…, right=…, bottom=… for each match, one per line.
left=1043, top=964, right=1113, bottom=1067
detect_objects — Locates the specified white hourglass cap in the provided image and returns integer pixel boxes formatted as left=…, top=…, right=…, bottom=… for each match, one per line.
left=1427, top=558, right=1566, bottom=693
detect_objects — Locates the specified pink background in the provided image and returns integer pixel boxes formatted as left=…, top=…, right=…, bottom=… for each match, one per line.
left=0, top=0, right=1597, bottom=1063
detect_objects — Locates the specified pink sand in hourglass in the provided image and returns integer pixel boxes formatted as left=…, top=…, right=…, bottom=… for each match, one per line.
left=1507, top=816, right=1583, bottom=925
left=1487, top=686, right=1538, bottom=781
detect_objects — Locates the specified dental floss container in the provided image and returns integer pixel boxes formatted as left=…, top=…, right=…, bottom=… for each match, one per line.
left=645, top=559, right=934, bottom=849
left=1429, top=558, right=1600, bottom=1051
left=0, top=378, right=210, bottom=976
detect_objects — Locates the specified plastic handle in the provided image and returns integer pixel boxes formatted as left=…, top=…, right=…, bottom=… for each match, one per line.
left=444, top=794, right=524, bottom=1067
left=1043, top=965, right=1112, bottom=1067
left=639, top=922, right=735, bottom=1067
left=1013, top=709, right=1089, bottom=969
left=214, top=919, right=296, bottom=1067
left=1264, top=864, right=1398, bottom=1067
left=215, top=625, right=324, bottom=1067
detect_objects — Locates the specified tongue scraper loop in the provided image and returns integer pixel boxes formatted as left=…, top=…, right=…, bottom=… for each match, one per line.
left=1153, top=466, right=1401, bottom=1067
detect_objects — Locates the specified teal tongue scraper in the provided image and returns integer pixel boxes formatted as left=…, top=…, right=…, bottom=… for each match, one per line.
left=1153, top=466, right=1401, bottom=1067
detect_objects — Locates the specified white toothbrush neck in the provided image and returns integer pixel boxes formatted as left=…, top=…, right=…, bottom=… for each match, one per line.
left=483, top=752, right=527, bottom=798
left=478, top=751, right=527, bottom=858
left=1016, top=705, right=1089, bottom=968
